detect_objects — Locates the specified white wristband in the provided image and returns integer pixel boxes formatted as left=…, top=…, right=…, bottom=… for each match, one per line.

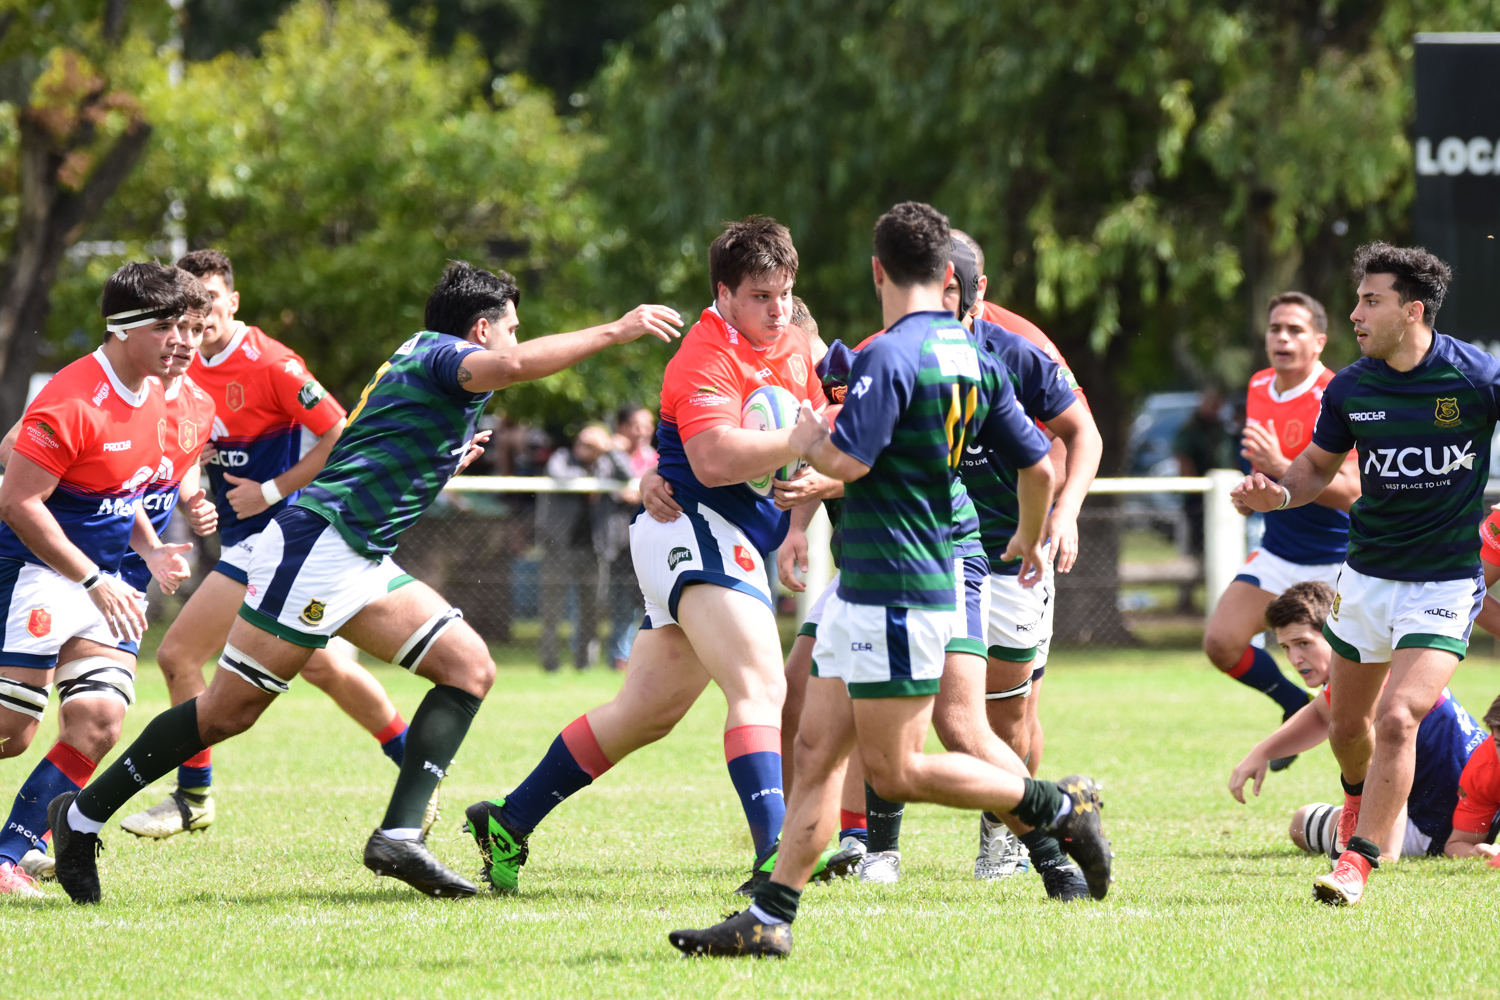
left=80, top=564, right=104, bottom=591
left=261, top=478, right=284, bottom=506
left=1274, top=484, right=1292, bottom=510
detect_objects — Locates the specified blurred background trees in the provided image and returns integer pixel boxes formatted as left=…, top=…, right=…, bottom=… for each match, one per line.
left=5, top=0, right=1500, bottom=449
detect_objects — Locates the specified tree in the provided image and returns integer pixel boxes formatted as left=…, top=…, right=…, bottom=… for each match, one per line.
left=0, top=0, right=170, bottom=430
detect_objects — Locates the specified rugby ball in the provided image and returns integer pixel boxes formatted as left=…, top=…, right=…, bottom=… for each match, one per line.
left=742, top=385, right=806, bottom=496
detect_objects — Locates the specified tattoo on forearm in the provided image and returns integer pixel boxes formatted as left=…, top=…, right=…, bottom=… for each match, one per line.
left=457, top=365, right=472, bottom=385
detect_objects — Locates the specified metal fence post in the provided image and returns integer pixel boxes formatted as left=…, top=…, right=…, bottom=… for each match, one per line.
left=1203, top=469, right=1247, bottom=619
left=798, top=504, right=835, bottom=624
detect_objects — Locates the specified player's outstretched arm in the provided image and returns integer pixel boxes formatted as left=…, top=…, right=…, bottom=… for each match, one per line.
left=222, top=421, right=343, bottom=519
left=1001, top=457, right=1056, bottom=587
left=1230, top=443, right=1344, bottom=514
left=1227, top=699, right=1330, bottom=803
left=788, top=401, right=869, bottom=482
left=1442, top=828, right=1500, bottom=861
left=1040, top=402, right=1102, bottom=573
left=0, top=453, right=147, bottom=640
left=460, top=304, right=683, bottom=393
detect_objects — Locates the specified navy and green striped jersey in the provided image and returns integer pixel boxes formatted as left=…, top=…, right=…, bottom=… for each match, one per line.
left=831, top=311, right=1050, bottom=609
left=297, top=331, right=490, bottom=558
left=1311, top=333, right=1500, bottom=582
left=958, top=319, right=1079, bottom=572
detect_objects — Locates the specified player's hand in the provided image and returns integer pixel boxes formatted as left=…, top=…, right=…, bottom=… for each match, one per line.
left=1475, top=843, right=1500, bottom=861
left=789, top=400, right=830, bottom=457
left=773, top=466, right=840, bottom=510
left=87, top=576, right=148, bottom=641
left=1229, top=472, right=1288, bottom=515
left=778, top=526, right=810, bottom=592
left=1239, top=420, right=1289, bottom=478
left=456, top=429, right=492, bottom=473
left=1046, top=505, right=1081, bottom=573
left=612, top=305, right=684, bottom=345
left=222, top=473, right=270, bottom=517
left=144, top=542, right=194, bottom=596
left=1227, top=754, right=1268, bottom=803
left=198, top=443, right=217, bottom=468
left=640, top=466, right=682, bottom=523
left=1002, top=536, right=1047, bottom=588
left=182, top=488, right=218, bottom=536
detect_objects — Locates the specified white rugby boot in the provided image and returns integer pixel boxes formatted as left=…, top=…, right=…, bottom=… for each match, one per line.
left=974, top=813, right=1031, bottom=880
left=19, top=849, right=54, bottom=882
left=120, top=787, right=215, bottom=838
left=857, top=850, right=901, bottom=884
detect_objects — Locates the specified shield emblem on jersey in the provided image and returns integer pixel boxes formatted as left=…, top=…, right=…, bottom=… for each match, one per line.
left=226, top=382, right=245, bottom=412
left=1435, top=397, right=1461, bottom=428
left=300, top=599, right=326, bottom=625
left=733, top=545, right=756, bottom=573
left=27, top=608, right=51, bottom=638
left=158, top=419, right=166, bottom=451
left=1281, top=419, right=1304, bottom=449
left=180, top=420, right=198, bottom=453
left=788, top=353, right=807, bottom=384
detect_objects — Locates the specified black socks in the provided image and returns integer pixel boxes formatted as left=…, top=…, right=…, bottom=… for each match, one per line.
left=1340, top=775, right=1365, bottom=797
left=77, top=699, right=207, bottom=823
left=752, top=879, right=802, bottom=923
left=380, top=685, right=482, bottom=830
left=865, top=783, right=905, bottom=853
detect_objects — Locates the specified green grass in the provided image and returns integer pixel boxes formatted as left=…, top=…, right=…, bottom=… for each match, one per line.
left=4, top=648, right=1500, bottom=998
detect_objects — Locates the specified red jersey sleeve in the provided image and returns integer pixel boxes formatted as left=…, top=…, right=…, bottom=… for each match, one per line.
left=1481, top=511, right=1500, bottom=568
left=1452, top=737, right=1500, bottom=835
left=663, top=338, right=746, bottom=442
left=13, top=391, right=91, bottom=479
left=266, top=351, right=346, bottom=436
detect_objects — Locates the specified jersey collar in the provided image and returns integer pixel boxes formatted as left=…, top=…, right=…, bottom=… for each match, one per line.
left=198, top=321, right=249, bottom=368
left=1267, top=363, right=1324, bottom=403
left=163, top=376, right=182, bottom=402
left=91, top=347, right=152, bottom=409
left=706, top=303, right=771, bottom=353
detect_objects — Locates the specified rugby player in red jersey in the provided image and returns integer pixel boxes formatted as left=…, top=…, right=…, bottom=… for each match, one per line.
left=1444, top=693, right=1500, bottom=865
left=0, top=262, right=195, bottom=896
left=119, top=249, right=414, bottom=839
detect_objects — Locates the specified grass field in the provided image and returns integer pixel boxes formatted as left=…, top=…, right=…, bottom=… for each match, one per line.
left=3, top=645, right=1500, bottom=998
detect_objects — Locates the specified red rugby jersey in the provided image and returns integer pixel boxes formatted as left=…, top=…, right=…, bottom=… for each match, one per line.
left=1246, top=365, right=1349, bottom=565
left=1481, top=509, right=1500, bottom=567
left=1452, top=735, right=1500, bottom=836
left=1, top=348, right=166, bottom=571
left=978, top=302, right=1088, bottom=409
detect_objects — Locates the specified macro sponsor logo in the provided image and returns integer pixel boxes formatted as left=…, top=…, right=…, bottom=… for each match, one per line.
left=140, top=491, right=179, bottom=512
left=103, top=440, right=132, bottom=452
left=1423, top=607, right=1458, bottom=620
left=668, top=546, right=693, bottom=570
left=209, top=449, right=249, bottom=468
left=92, top=381, right=110, bottom=406
left=1362, top=441, right=1474, bottom=480
left=1348, top=411, right=1385, bottom=422
left=95, top=497, right=141, bottom=517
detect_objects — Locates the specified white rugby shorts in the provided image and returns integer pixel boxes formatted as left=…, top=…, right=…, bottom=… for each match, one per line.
left=1233, top=548, right=1341, bottom=596
left=213, top=534, right=259, bottom=584
left=987, top=544, right=1055, bottom=675
left=239, top=507, right=414, bottom=648
left=1324, top=564, right=1484, bottom=664
left=810, top=591, right=953, bottom=699
left=797, top=571, right=840, bottom=638
left=0, top=558, right=140, bottom=670
left=631, top=505, right=772, bottom=629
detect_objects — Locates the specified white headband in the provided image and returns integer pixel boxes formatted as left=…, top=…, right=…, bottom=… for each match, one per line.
left=105, top=305, right=182, bottom=339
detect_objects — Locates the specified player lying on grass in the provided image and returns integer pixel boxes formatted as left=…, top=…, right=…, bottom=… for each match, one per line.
left=668, top=202, right=1112, bottom=958
left=1440, top=692, right=1500, bottom=865
left=1227, top=582, right=1485, bottom=861
left=0, top=262, right=201, bottom=897
left=47, top=261, right=681, bottom=904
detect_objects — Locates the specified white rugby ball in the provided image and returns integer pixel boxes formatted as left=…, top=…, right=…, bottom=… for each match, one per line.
left=741, top=385, right=806, bottom=496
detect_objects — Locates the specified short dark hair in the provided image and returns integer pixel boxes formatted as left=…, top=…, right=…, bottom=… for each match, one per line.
left=951, top=229, right=986, bottom=276
left=176, top=248, right=235, bottom=291
left=709, top=216, right=798, bottom=299
left=1352, top=242, right=1452, bottom=324
left=1485, top=693, right=1500, bottom=734
left=173, top=268, right=212, bottom=313
left=100, top=262, right=187, bottom=318
left=424, top=260, right=520, bottom=338
left=874, top=202, right=951, bottom=287
left=1264, top=581, right=1334, bottom=632
left=790, top=295, right=819, bottom=341
left=1267, top=291, right=1328, bottom=334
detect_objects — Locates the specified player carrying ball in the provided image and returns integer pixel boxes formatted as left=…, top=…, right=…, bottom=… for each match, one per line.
left=46, top=261, right=681, bottom=903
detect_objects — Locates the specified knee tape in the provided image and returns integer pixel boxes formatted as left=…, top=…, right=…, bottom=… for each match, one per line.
left=1302, top=802, right=1338, bottom=858
left=985, top=676, right=1033, bottom=701
left=394, top=607, right=463, bottom=673
left=219, top=645, right=291, bottom=696
left=55, top=656, right=135, bottom=708
left=0, top=676, right=51, bottom=721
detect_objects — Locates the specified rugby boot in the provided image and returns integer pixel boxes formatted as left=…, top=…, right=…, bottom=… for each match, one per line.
left=856, top=849, right=901, bottom=884
left=20, top=849, right=55, bottom=882
left=48, top=792, right=102, bottom=905
left=669, top=909, right=792, bottom=958
left=120, top=787, right=214, bottom=839
left=1052, top=775, right=1113, bottom=900
left=363, top=829, right=476, bottom=898
left=734, top=842, right=863, bottom=896
left=0, top=861, right=43, bottom=899
left=838, top=834, right=868, bottom=858
left=1037, top=859, right=1090, bottom=902
left=463, top=799, right=528, bottom=894
left=1313, top=851, right=1373, bottom=906
left=974, top=813, right=1030, bottom=880
left=1334, top=793, right=1361, bottom=856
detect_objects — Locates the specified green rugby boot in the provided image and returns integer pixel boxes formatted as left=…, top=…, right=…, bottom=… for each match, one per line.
left=733, top=841, right=863, bottom=896
left=463, top=798, right=529, bottom=894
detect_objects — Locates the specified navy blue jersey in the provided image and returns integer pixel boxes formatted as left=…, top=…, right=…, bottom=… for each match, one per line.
left=958, top=319, right=1077, bottom=572
left=833, top=311, right=1050, bottom=608
left=1312, top=334, right=1500, bottom=581
left=1409, top=689, right=1487, bottom=848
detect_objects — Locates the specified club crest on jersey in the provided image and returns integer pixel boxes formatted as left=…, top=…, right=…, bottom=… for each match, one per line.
left=1281, top=419, right=1304, bottom=449
left=668, top=546, right=693, bottom=570
left=226, top=382, right=245, bottom=411
left=300, top=599, right=326, bottom=625
left=26, top=608, right=51, bottom=638
left=734, top=545, right=756, bottom=572
left=1435, top=397, right=1461, bottom=428
left=158, top=418, right=167, bottom=451
left=788, top=353, right=807, bottom=384
left=180, top=420, right=198, bottom=452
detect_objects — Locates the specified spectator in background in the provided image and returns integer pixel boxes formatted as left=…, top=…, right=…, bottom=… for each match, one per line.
left=602, top=404, right=656, bottom=669
left=536, top=425, right=615, bottom=671
left=1174, top=388, right=1232, bottom=556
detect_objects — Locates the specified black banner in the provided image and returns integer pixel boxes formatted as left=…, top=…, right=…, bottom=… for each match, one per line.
left=1414, top=33, right=1500, bottom=345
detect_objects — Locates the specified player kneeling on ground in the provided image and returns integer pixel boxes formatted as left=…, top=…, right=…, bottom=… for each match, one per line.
left=1228, top=582, right=1485, bottom=861
left=46, top=261, right=681, bottom=904
left=669, top=202, right=1112, bottom=959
